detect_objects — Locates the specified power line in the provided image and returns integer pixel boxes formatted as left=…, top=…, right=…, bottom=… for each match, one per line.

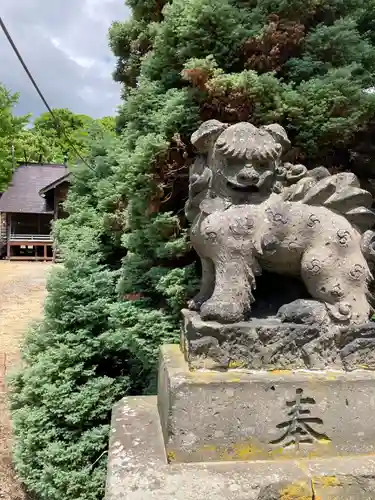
left=0, top=16, right=95, bottom=171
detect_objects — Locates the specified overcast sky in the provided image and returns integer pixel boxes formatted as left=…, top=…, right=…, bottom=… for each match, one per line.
left=0, top=0, right=130, bottom=120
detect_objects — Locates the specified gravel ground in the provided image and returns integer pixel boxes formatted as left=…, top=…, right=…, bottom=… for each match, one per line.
left=0, top=261, right=53, bottom=500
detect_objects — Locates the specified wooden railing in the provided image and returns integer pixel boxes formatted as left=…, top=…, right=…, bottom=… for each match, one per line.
left=9, top=234, right=52, bottom=242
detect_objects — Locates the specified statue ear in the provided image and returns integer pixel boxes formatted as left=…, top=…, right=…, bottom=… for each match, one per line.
left=261, top=123, right=291, bottom=154
left=191, top=120, right=228, bottom=153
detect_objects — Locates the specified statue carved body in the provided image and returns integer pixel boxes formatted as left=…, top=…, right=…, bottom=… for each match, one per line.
left=186, top=120, right=375, bottom=325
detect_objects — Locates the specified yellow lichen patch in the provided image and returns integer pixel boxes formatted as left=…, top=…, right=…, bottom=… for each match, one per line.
left=279, top=481, right=311, bottom=500
left=269, top=369, right=292, bottom=375
left=306, top=450, right=320, bottom=459
left=219, top=439, right=265, bottom=461
left=228, top=377, right=241, bottom=383
left=167, top=451, right=176, bottom=463
left=317, top=437, right=332, bottom=445
left=312, top=475, right=341, bottom=488
left=268, top=446, right=284, bottom=458
left=228, top=360, right=246, bottom=369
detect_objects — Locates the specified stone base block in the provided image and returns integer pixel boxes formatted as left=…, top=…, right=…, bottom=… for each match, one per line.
left=105, top=394, right=375, bottom=500
left=181, top=309, right=375, bottom=371
left=158, top=345, right=375, bottom=463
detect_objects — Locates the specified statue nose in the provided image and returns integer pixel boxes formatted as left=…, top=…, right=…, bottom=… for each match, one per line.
left=237, top=171, right=259, bottom=185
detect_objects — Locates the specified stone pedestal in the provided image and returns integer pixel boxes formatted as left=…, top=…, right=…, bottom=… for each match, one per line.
left=159, top=345, right=375, bottom=463
left=105, top=345, right=375, bottom=499
left=181, top=309, right=375, bottom=371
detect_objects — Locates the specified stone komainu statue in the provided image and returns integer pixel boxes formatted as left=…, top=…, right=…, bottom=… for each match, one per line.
left=186, top=120, right=375, bottom=325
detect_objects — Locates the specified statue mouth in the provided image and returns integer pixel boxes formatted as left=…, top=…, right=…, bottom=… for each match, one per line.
left=227, top=180, right=259, bottom=193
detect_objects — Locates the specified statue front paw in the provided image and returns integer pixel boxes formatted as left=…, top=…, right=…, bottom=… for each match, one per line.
left=200, top=299, right=245, bottom=324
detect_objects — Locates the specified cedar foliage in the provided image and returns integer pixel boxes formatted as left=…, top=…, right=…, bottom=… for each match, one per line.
left=10, top=1, right=375, bottom=499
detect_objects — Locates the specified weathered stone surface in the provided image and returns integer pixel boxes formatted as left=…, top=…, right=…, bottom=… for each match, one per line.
left=339, top=323, right=375, bottom=371
left=182, top=309, right=375, bottom=371
left=182, top=308, right=329, bottom=370
left=258, top=476, right=375, bottom=499
left=105, top=389, right=375, bottom=500
left=257, top=481, right=312, bottom=500
left=159, top=344, right=375, bottom=463
left=187, top=119, right=375, bottom=326
left=312, top=476, right=375, bottom=499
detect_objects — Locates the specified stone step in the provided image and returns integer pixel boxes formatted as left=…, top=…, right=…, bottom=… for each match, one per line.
left=105, top=393, right=375, bottom=500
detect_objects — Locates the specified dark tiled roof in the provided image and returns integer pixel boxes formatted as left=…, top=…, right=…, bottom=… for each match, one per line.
left=39, top=172, right=71, bottom=196
left=0, top=164, right=68, bottom=214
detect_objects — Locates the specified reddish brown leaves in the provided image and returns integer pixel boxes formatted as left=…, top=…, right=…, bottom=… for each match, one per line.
left=182, top=68, right=211, bottom=91
left=243, top=15, right=305, bottom=73
left=183, top=68, right=256, bottom=123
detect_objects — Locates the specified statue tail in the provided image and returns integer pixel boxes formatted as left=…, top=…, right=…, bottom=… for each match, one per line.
left=299, top=172, right=375, bottom=232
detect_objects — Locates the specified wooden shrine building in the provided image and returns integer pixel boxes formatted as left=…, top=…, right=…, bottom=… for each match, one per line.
left=0, top=163, right=70, bottom=261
